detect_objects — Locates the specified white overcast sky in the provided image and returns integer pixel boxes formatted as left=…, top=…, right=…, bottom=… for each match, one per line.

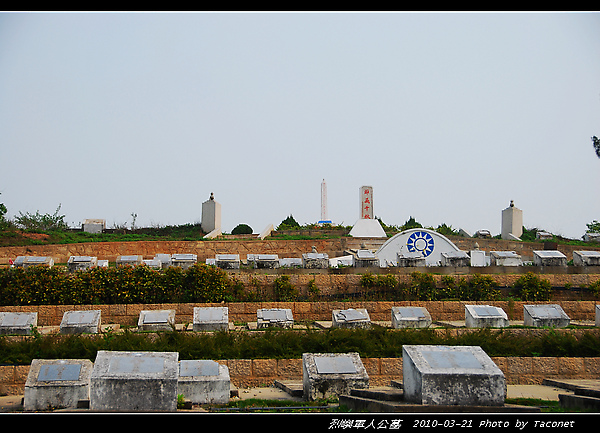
left=1, top=11, right=599, bottom=239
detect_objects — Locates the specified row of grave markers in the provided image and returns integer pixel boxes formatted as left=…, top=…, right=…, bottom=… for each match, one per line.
left=24, top=343, right=510, bottom=411
left=2, top=304, right=598, bottom=336
left=12, top=248, right=600, bottom=272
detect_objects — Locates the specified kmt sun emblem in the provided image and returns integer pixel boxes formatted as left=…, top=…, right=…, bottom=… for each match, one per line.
left=406, top=231, right=435, bottom=257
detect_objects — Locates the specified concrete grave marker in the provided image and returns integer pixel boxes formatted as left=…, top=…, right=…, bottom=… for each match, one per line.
left=249, top=254, right=280, bottom=269
left=501, top=200, right=523, bottom=240
left=0, top=312, right=37, bottom=335
left=402, top=345, right=505, bottom=406
left=138, top=310, right=176, bottom=331
left=302, top=352, right=369, bottom=401
left=354, top=249, right=379, bottom=268
left=67, top=256, right=98, bottom=272
left=490, top=251, right=522, bottom=266
left=465, top=305, right=508, bottom=328
left=391, top=307, right=432, bottom=329
left=90, top=350, right=179, bottom=412
left=470, top=249, right=487, bottom=267
left=302, top=250, right=329, bottom=269
left=60, top=310, right=101, bottom=334
left=533, top=250, right=567, bottom=267
left=523, top=304, right=570, bottom=328
left=257, top=308, right=294, bottom=329
left=24, top=359, right=94, bottom=411
left=396, top=251, right=426, bottom=267
left=440, top=250, right=470, bottom=267
left=171, top=253, right=197, bottom=269
left=116, top=255, right=143, bottom=267
left=193, top=307, right=229, bottom=331
left=332, top=308, right=371, bottom=329
left=177, top=360, right=230, bottom=404
left=14, top=256, right=54, bottom=268
left=573, top=251, right=600, bottom=266
left=215, top=254, right=240, bottom=269
left=154, top=254, right=172, bottom=269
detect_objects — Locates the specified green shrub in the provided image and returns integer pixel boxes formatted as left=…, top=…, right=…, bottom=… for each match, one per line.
left=273, top=275, right=299, bottom=302
left=231, top=224, right=253, bottom=235
left=513, top=272, right=552, bottom=301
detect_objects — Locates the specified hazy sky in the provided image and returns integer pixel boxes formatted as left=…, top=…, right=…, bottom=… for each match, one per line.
left=1, top=11, right=599, bottom=239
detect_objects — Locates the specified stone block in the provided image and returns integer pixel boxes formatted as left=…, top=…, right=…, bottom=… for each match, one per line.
left=354, top=250, right=379, bottom=268
left=470, top=250, right=487, bottom=267
left=402, top=345, right=506, bottom=406
left=523, top=304, right=570, bottom=328
left=14, top=256, right=54, bottom=268
left=193, top=307, right=228, bottom=332
left=248, top=254, right=280, bottom=269
left=573, top=251, right=600, bottom=266
left=138, top=309, right=176, bottom=331
left=302, top=352, right=369, bottom=401
left=0, top=312, right=37, bottom=335
left=24, top=359, right=93, bottom=411
left=90, top=350, right=179, bottom=412
left=177, top=360, right=230, bottom=404
left=60, top=310, right=101, bottom=334
left=490, top=251, right=522, bottom=266
left=215, top=254, right=240, bottom=269
left=67, top=256, right=98, bottom=272
left=533, top=250, right=567, bottom=267
left=116, top=255, right=143, bottom=267
left=396, top=252, right=426, bottom=267
left=171, top=254, right=197, bottom=270
left=464, top=305, right=509, bottom=328
left=256, top=308, right=294, bottom=329
left=440, top=250, right=470, bottom=267
left=332, top=308, right=371, bottom=329
left=391, top=306, right=432, bottom=329
left=302, top=252, right=329, bottom=269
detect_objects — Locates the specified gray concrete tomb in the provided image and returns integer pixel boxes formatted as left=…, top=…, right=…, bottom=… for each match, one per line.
left=391, top=307, right=432, bottom=329
left=138, top=309, right=176, bottom=331
left=465, top=305, right=509, bottom=328
left=193, top=307, right=229, bottom=331
left=0, top=312, right=38, bottom=335
left=60, top=310, right=101, bottom=334
left=257, top=308, right=294, bottom=329
left=177, top=360, right=230, bottom=404
left=90, top=350, right=179, bottom=412
left=402, top=345, right=506, bottom=406
left=332, top=308, right=371, bottom=329
left=24, top=359, right=94, bottom=411
left=523, top=304, right=570, bottom=328
left=302, top=352, right=369, bottom=401
left=533, top=250, right=567, bottom=267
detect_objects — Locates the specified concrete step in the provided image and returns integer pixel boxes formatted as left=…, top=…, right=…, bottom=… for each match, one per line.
left=339, top=393, right=540, bottom=413
left=274, top=380, right=303, bottom=397
left=350, top=386, right=404, bottom=402
left=559, top=394, right=600, bottom=411
left=542, top=379, right=600, bottom=399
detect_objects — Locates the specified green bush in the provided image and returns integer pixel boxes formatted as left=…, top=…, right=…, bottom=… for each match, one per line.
left=273, top=275, right=299, bottom=302
left=231, top=224, right=253, bottom=235
left=513, top=272, right=552, bottom=301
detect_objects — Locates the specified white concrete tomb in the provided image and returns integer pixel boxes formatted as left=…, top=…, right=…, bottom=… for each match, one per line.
left=193, top=307, right=229, bottom=332
left=60, top=310, right=101, bottom=334
left=138, top=309, right=176, bottom=331
left=332, top=308, right=371, bottom=329
left=0, top=312, right=38, bottom=335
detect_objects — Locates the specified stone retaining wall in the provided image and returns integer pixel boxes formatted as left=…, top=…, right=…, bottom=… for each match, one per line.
left=1, top=300, right=599, bottom=326
left=2, top=356, right=599, bottom=396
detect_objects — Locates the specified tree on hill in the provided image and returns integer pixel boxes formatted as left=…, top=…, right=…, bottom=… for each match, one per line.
left=593, top=136, right=600, bottom=159
left=231, top=223, right=253, bottom=235
left=277, top=214, right=301, bottom=230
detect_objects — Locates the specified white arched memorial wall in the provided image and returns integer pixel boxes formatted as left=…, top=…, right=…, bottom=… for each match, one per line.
left=376, top=228, right=461, bottom=267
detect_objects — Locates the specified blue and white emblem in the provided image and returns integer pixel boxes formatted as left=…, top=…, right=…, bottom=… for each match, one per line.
left=406, top=231, right=435, bottom=257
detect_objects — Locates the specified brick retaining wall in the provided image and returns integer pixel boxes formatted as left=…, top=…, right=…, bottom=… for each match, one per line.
left=2, top=356, right=599, bottom=396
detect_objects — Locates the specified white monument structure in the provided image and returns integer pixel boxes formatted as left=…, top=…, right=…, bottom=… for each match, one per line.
left=318, top=179, right=332, bottom=225
left=201, top=192, right=221, bottom=236
left=349, top=185, right=386, bottom=238
left=376, top=228, right=462, bottom=267
left=501, top=200, right=523, bottom=240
